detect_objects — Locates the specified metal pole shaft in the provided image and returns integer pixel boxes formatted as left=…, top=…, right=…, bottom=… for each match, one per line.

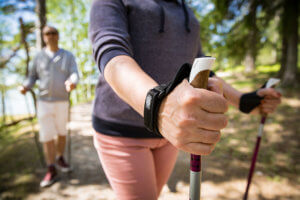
left=243, top=116, right=266, bottom=200
left=67, top=93, right=72, bottom=166
left=189, top=155, right=202, bottom=200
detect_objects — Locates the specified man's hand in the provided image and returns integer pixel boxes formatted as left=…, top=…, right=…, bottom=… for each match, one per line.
left=19, top=86, right=27, bottom=95
left=65, top=80, right=76, bottom=92
left=257, top=88, right=281, bottom=114
left=158, top=78, right=228, bottom=155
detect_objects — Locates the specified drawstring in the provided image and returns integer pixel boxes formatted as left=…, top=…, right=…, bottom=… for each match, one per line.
left=181, top=0, right=191, bottom=33
left=157, top=0, right=190, bottom=33
left=158, top=4, right=165, bottom=33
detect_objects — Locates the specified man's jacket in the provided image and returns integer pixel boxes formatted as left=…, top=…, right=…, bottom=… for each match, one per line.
left=23, top=48, right=79, bottom=101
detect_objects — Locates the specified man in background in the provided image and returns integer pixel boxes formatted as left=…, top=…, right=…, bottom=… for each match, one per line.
left=20, top=25, right=79, bottom=187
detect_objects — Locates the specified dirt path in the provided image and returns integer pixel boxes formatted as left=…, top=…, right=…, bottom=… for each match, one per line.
left=25, top=102, right=299, bottom=200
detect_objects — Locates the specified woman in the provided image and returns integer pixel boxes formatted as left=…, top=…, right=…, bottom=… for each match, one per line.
left=89, top=0, right=281, bottom=199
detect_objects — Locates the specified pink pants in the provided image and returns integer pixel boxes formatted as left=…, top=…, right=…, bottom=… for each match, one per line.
left=93, top=132, right=178, bottom=200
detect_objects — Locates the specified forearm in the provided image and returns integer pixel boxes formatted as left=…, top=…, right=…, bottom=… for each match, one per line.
left=23, top=77, right=36, bottom=90
left=215, top=76, right=242, bottom=108
left=104, top=55, right=158, bottom=116
left=215, top=76, right=264, bottom=114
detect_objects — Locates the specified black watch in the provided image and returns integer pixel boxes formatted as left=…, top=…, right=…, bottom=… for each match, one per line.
left=144, top=84, right=168, bottom=136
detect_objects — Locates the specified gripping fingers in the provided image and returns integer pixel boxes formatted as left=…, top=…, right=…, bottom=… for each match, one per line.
left=192, top=128, right=221, bottom=144
left=258, top=88, right=281, bottom=98
left=194, top=110, right=228, bottom=131
left=207, top=77, right=223, bottom=95
left=180, top=88, right=228, bottom=114
left=184, top=142, right=216, bottom=155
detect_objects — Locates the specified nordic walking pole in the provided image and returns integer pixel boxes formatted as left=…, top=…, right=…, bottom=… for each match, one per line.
left=189, top=57, right=215, bottom=200
left=243, top=78, right=280, bottom=200
left=67, top=92, right=72, bottom=168
left=23, top=91, right=46, bottom=167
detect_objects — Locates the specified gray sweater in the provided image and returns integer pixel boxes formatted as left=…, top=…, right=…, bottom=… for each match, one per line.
left=24, top=48, right=79, bottom=102
left=89, top=0, right=203, bottom=138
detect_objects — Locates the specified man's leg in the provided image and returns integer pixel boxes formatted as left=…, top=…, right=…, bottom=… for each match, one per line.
left=56, top=135, right=66, bottom=157
left=54, top=101, right=71, bottom=172
left=38, top=101, right=58, bottom=187
left=40, top=141, right=58, bottom=187
left=43, top=140, right=56, bottom=165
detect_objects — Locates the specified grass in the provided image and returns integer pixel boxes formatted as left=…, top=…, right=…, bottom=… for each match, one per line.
left=0, top=119, right=42, bottom=200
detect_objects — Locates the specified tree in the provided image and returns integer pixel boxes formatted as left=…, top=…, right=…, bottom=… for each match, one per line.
left=280, top=0, right=299, bottom=86
left=244, top=0, right=259, bottom=73
left=35, top=0, right=46, bottom=50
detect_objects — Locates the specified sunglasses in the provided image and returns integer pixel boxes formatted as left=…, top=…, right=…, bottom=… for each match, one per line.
left=43, top=31, right=58, bottom=36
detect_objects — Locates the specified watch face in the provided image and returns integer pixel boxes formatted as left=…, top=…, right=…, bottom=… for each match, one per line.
left=145, top=94, right=153, bottom=109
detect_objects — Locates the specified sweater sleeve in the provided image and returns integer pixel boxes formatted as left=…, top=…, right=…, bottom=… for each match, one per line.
left=89, top=0, right=133, bottom=73
left=23, top=55, right=38, bottom=89
left=196, top=41, right=205, bottom=57
left=67, top=53, right=80, bottom=84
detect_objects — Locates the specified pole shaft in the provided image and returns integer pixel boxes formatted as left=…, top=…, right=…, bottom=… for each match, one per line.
left=67, top=93, right=72, bottom=166
left=244, top=116, right=266, bottom=200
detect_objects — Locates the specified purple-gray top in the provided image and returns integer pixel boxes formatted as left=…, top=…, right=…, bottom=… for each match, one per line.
left=89, top=0, right=204, bottom=138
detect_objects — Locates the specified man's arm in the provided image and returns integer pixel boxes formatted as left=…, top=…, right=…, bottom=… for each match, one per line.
left=65, top=53, right=79, bottom=92
left=20, top=56, right=38, bottom=94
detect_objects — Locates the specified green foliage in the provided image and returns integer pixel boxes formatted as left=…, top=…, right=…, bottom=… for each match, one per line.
left=0, top=0, right=36, bottom=98
left=46, top=0, right=97, bottom=104
left=190, top=0, right=290, bottom=73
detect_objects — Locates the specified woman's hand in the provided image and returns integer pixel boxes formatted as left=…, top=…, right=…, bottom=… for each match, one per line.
left=257, top=88, right=281, bottom=114
left=158, top=78, right=228, bottom=155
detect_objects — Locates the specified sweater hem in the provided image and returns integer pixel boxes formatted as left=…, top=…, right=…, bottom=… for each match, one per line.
left=92, top=115, right=163, bottom=138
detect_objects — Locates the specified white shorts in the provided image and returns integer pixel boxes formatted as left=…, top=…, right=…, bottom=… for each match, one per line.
left=37, top=101, right=69, bottom=142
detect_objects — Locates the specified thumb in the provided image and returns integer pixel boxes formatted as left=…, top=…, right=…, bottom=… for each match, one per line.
left=257, top=88, right=281, bottom=98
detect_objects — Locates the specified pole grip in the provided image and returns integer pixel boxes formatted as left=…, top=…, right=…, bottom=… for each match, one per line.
left=190, top=70, right=210, bottom=89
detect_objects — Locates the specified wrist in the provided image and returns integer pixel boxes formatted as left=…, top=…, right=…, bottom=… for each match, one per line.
left=144, top=63, right=192, bottom=136
left=144, top=84, right=169, bottom=136
left=239, top=91, right=263, bottom=113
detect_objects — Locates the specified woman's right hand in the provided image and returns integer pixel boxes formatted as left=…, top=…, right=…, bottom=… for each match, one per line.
left=158, top=78, right=228, bottom=155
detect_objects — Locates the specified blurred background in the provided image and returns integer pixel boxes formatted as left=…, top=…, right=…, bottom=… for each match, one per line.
left=0, top=0, right=299, bottom=199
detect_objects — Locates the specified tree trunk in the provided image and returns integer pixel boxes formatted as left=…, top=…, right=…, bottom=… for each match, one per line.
left=20, top=17, right=38, bottom=116
left=245, top=52, right=256, bottom=73
left=278, top=32, right=287, bottom=77
left=281, top=0, right=298, bottom=86
left=19, top=18, right=30, bottom=76
left=35, top=0, right=47, bottom=50
left=244, top=0, right=258, bottom=73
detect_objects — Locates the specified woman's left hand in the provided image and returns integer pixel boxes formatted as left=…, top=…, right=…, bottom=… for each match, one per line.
left=257, top=88, right=282, bottom=114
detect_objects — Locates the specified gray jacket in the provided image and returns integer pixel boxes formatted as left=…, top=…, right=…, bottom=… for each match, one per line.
left=23, top=48, right=79, bottom=101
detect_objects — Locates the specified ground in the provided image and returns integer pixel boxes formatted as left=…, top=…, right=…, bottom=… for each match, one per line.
left=0, top=72, right=299, bottom=200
